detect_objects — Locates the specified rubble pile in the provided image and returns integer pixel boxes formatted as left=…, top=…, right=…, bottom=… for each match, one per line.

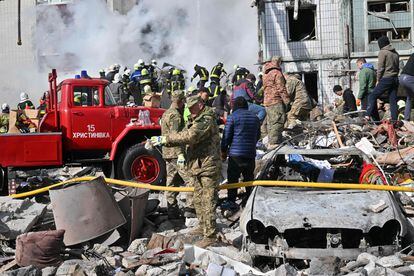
left=3, top=118, right=414, bottom=275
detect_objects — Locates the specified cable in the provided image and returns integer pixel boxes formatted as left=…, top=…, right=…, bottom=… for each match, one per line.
left=9, top=176, right=414, bottom=199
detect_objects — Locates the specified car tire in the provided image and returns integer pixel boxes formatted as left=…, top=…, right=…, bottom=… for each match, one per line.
left=120, top=144, right=166, bottom=186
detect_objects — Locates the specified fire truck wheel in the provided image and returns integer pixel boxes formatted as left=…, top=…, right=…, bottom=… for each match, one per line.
left=121, top=144, right=166, bottom=186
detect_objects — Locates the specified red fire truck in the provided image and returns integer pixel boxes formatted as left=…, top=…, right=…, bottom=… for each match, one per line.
left=0, top=69, right=166, bottom=193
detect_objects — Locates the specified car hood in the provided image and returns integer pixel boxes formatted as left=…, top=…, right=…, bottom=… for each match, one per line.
left=240, top=186, right=408, bottom=235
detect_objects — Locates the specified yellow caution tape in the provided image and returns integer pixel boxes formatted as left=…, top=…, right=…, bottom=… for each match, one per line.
left=9, top=176, right=414, bottom=199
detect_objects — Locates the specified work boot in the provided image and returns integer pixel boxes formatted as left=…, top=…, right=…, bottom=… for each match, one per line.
left=195, top=237, right=217, bottom=248
left=183, top=207, right=197, bottom=218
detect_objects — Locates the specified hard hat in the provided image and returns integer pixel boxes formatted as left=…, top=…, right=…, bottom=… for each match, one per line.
left=141, top=68, right=149, bottom=76
left=124, top=69, right=131, bottom=76
left=133, top=63, right=139, bottom=70
left=151, top=59, right=157, bottom=66
left=109, top=64, right=116, bottom=71
left=113, top=73, right=122, bottom=83
left=144, top=85, right=152, bottom=94
left=218, top=62, right=223, bottom=67
left=172, top=68, right=181, bottom=76
left=258, top=72, right=263, bottom=77
left=1, top=103, right=9, bottom=111
left=138, top=59, right=144, bottom=66
left=99, top=69, right=105, bottom=73
left=194, top=64, right=198, bottom=69
left=233, top=64, right=239, bottom=70
left=398, top=100, right=406, bottom=109
left=20, top=92, right=29, bottom=102
left=114, top=64, right=121, bottom=70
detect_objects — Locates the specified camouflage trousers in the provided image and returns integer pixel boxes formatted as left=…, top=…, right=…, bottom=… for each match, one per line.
left=265, top=103, right=286, bottom=145
left=287, top=104, right=311, bottom=126
left=192, top=173, right=219, bottom=238
left=165, top=159, right=193, bottom=208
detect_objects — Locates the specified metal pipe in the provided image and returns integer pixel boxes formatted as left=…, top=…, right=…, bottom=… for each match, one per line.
left=9, top=176, right=414, bottom=199
left=17, top=0, right=22, bottom=45
left=346, top=24, right=352, bottom=89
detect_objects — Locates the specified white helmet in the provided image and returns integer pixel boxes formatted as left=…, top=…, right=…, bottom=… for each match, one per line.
left=137, top=59, right=144, bottom=66
left=109, top=64, right=116, bottom=71
left=20, top=92, right=29, bottom=102
left=233, top=64, right=239, bottom=70
left=151, top=59, right=157, bottom=66
left=124, top=69, right=131, bottom=76
left=113, top=73, right=122, bottom=83
left=1, top=103, right=9, bottom=111
left=114, top=64, right=121, bottom=70
left=144, top=85, right=152, bottom=94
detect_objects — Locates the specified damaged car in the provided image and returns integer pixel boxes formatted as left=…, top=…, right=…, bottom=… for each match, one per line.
left=240, top=146, right=414, bottom=269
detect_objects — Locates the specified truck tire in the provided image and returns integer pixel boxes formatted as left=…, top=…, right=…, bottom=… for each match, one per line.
left=120, top=144, right=166, bottom=186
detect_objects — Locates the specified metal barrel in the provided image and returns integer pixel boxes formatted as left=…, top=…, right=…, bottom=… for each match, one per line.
left=50, top=176, right=126, bottom=246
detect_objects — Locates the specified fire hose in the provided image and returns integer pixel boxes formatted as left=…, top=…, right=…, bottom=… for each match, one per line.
left=9, top=176, right=414, bottom=199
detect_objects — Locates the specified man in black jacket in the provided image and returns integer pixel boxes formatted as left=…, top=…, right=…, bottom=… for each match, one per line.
left=333, top=85, right=357, bottom=114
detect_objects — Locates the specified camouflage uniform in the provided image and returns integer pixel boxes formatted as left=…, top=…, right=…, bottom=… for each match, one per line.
left=0, top=113, right=9, bottom=134
left=166, top=105, right=221, bottom=238
left=161, top=100, right=192, bottom=211
left=263, top=61, right=290, bottom=145
left=285, top=74, right=312, bottom=126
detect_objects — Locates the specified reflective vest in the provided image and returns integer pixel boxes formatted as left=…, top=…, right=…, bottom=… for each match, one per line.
left=211, top=65, right=224, bottom=79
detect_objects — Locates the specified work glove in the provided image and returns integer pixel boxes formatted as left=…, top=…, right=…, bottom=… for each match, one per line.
left=356, top=99, right=361, bottom=106
left=150, top=136, right=166, bottom=146
left=177, top=154, right=186, bottom=169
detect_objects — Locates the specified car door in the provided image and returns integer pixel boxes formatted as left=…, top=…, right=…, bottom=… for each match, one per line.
left=70, top=85, right=112, bottom=150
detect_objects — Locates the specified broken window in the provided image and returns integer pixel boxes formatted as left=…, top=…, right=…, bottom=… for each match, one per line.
left=304, top=72, right=318, bottom=102
left=369, top=30, right=388, bottom=43
left=287, top=6, right=317, bottom=41
left=368, top=2, right=387, bottom=12
left=390, top=1, right=410, bottom=12
left=392, top=28, right=411, bottom=40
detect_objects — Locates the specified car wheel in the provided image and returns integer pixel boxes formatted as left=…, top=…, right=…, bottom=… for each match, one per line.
left=121, top=144, right=166, bottom=186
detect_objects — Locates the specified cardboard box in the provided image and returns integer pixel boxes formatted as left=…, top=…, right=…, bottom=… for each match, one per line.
left=24, top=109, right=39, bottom=119
left=143, top=94, right=161, bottom=108
left=8, top=111, right=20, bottom=134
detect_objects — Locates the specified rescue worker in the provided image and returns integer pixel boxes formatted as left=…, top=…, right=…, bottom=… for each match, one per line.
left=211, top=85, right=230, bottom=118
left=170, top=68, right=185, bottom=92
left=151, top=95, right=221, bottom=248
left=99, top=69, right=106, bottom=79
left=285, top=73, right=312, bottom=127
left=161, top=90, right=195, bottom=219
left=38, top=92, right=48, bottom=118
left=231, top=65, right=250, bottom=84
left=210, top=62, right=227, bottom=84
left=333, top=85, right=357, bottom=115
left=148, top=59, right=159, bottom=91
left=105, top=64, right=117, bottom=82
left=139, top=68, right=153, bottom=94
left=356, top=58, right=376, bottom=111
left=108, top=73, right=123, bottom=105
left=18, top=93, right=35, bottom=110
left=263, top=56, right=290, bottom=148
left=232, top=74, right=266, bottom=123
left=191, top=64, right=209, bottom=89
left=0, top=103, right=10, bottom=134
left=366, top=36, right=399, bottom=121
left=130, top=63, right=142, bottom=83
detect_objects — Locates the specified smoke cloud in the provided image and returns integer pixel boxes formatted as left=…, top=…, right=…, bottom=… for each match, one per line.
left=0, top=0, right=258, bottom=107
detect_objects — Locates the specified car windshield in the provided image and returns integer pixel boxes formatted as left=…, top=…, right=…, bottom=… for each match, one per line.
left=104, top=85, right=116, bottom=106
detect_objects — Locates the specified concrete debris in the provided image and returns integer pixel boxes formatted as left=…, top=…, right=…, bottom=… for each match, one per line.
left=4, top=265, right=41, bottom=276
left=0, top=197, right=46, bottom=240
left=309, top=257, right=344, bottom=276
left=127, top=238, right=148, bottom=255
left=376, top=255, right=404, bottom=268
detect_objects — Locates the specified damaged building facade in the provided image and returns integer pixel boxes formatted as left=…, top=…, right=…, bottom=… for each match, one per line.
left=256, top=0, right=414, bottom=106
